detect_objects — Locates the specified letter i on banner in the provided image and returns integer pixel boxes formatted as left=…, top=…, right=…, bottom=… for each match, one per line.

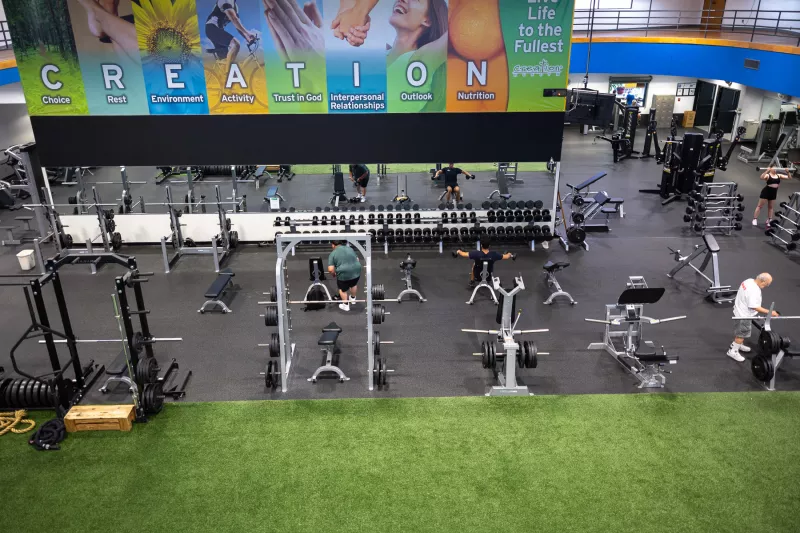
left=3, top=0, right=89, bottom=115
left=198, top=0, right=269, bottom=114
left=132, top=0, right=209, bottom=114
left=386, top=0, right=448, bottom=113
left=322, top=0, right=387, bottom=114
left=261, top=0, right=327, bottom=113
left=446, top=0, right=508, bottom=112
left=65, top=0, right=149, bottom=115
left=501, top=0, right=574, bottom=112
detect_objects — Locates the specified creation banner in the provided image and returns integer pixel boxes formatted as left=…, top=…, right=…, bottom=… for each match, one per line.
left=6, top=0, right=574, bottom=116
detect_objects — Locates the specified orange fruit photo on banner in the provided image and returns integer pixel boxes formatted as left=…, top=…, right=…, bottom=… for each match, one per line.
left=446, top=0, right=508, bottom=112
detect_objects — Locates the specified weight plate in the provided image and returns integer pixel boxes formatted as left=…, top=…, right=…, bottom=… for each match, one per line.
left=264, top=306, right=279, bottom=327
left=269, top=286, right=278, bottom=303
left=374, top=330, right=381, bottom=357
left=759, top=330, right=781, bottom=355
left=132, top=331, right=145, bottom=354
left=229, top=231, right=239, bottom=249
left=136, top=356, right=158, bottom=385
left=270, top=333, right=281, bottom=358
left=381, top=360, right=388, bottom=386
left=10, top=379, right=22, bottom=408
left=751, top=354, right=774, bottom=383
left=372, top=284, right=385, bottom=301
left=25, top=380, right=35, bottom=407
left=0, top=378, right=12, bottom=408
left=265, top=361, right=273, bottom=388
left=272, top=361, right=280, bottom=388
left=142, top=382, right=165, bottom=414
left=528, top=342, right=538, bottom=368
left=481, top=342, right=489, bottom=368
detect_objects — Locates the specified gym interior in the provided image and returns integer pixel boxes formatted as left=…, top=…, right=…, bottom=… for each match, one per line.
left=1, top=1, right=799, bottom=531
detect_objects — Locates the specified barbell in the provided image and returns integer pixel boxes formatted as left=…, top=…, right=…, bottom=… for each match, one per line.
left=779, top=201, right=800, bottom=217
left=765, top=228, right=798, bottom=251
left=694, top=222, right=742, bottom=232
left=39, top=333, right=181, bottom=354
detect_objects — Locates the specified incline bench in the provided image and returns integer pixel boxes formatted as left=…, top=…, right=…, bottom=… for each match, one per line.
left=564, top=172, right=607, bottom=204
left=199, top=268, right=235, bottom=314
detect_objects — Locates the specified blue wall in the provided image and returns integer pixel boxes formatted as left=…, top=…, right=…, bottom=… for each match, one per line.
left=570, top=42, right=800, bottom=96
left=0, top=67, right=20, bottom=86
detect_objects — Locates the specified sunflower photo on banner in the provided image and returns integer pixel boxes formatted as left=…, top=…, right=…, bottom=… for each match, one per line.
left=133, top=0, right=209, bottom=114
left=197, top=0, right=269, bottom=114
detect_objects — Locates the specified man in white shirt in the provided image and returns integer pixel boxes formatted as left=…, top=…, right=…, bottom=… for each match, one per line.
left=728, top=273, right=779, bottom=361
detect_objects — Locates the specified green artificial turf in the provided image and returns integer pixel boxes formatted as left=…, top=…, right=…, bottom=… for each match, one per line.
left=293, top=162, right=547, bottom=175
left=3, top=393, right=799, bottom=533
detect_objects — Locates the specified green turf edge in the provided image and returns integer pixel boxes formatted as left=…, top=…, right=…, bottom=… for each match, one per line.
left=2, top=392, right=799, bottom=533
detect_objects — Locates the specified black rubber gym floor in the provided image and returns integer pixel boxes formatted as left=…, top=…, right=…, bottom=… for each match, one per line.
left=1, top=126, right=799, bottom=402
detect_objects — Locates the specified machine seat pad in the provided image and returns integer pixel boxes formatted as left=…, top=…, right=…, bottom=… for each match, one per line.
left=703, top=233, right=720, bottom=253
left=265, top=186, right=279, bottom=198
left=636, top=353, right=679, bottom=363
left=543, top=260, right=570, bottom=273
left=205, top=269, right=234, bottom=299
left=608, top=197, right=624, bottom=205
left=600, top=207, right=618, bottom=214
left=318, top=323, right=341, bottom=346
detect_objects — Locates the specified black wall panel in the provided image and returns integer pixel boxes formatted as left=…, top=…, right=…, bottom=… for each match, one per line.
left=30, top=112, right=564, bottom=166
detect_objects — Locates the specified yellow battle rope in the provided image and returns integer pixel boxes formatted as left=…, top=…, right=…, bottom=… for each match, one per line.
left=0, top=410, right=36, bottom=435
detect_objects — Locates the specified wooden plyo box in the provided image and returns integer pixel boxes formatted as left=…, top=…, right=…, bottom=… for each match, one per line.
left=64, top=404, right=135, bottom=433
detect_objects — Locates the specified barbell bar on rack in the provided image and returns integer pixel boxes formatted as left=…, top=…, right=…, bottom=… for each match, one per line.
left=779, top=202, right=800, bottom=217
left=39, top=335, right=182, bottom=353
left=765, top=227, right=799, bottom=251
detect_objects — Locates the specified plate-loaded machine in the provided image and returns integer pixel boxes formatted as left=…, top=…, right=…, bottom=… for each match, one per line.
left=67, top=165, right=145, bottom=215
left=745, top=307, right=800, bottom=391
left=461, top=275, right=548, bottom=396
left=160, top=185, right=240, bottom=273
left=585, top=276, right=685, bottom=388
left=594, top=104, right=639, bottom=163
left=667, top=233, right=737, bottom=304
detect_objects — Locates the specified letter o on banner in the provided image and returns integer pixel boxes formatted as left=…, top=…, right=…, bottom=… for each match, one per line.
left=406, top=61, right=427, bottom=88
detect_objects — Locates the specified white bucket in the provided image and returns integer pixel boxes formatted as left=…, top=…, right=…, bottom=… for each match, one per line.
left=17, top=249, right=36, bottom=271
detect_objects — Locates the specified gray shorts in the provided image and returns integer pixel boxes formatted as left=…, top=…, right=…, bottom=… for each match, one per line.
left=734, top=319, right=752, bottom=339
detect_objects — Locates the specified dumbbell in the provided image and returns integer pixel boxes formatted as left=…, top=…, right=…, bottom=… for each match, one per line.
left=460, top=212, right=468, bottom=223
left=422, top=228, right=432, bottom=242
left=414, top=213, right=421, bottom=224
left=450, top=212, right=458, bottom=223
left=541, top=209, right=551, bottom=222
left=504, top=251, right=518, bottom=260
left=413, top=228, right=422, bottom=240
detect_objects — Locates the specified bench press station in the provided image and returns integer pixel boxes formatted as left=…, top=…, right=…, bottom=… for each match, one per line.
left=543, top=261, right=576, bottom=305
left=198, top=268, right=235, bottom=314
left=585, top=276, right=685, bottom=388
left=667, top=233, right=736, bottom=304
left=309, top=322, right=350, bottom=383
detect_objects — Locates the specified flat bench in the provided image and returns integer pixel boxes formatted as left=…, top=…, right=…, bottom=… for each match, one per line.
left=15, top=215, right=34, bottom=231
left=198, top=268, right=235, bottom=314
left=566, top=171, right=607, bottom=194
left=309, top=322, right=349, bottom=383
left=635, top=351, right=679, bottom=364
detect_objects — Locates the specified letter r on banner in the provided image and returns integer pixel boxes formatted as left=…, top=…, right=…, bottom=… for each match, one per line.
left=102, top=65, right=125, bottom=90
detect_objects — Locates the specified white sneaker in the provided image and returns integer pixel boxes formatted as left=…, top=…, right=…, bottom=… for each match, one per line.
left=726, top=348, right=745, bottom=362
left=350, top=295, right=357, bottom=302
left=338, top=303, right=350, bottom=312
left=738, top=344, right=751, bottom=353
left=360, top=196, right=366, bottom=203
left=752, top=219, right=758, bottom=226
left=356, top=193, right=362, bottom=199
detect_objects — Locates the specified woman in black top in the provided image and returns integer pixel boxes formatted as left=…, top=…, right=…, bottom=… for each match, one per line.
left=753, top=166, right=791, bottom=228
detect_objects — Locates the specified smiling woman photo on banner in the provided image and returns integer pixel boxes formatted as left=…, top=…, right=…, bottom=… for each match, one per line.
left=132, top=0, right=210, bottom=114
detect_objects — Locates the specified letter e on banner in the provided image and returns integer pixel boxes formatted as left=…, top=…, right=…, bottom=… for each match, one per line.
left=165, top=64, right=185, bottom=89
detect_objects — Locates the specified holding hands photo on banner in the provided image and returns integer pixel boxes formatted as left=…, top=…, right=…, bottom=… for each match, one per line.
left=263, top=0, right=326, bottom=63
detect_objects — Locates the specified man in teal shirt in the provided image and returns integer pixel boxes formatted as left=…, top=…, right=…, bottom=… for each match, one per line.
left=327, top=241, right=362, bottom=311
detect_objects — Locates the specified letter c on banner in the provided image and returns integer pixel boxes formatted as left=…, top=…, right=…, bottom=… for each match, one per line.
left=406, top=61, right=427, bottom=88
left=41, top=65, right=62, bottom=90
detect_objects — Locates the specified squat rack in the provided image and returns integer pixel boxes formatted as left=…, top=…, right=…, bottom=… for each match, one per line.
left=267, top=233, right=376, bottom=392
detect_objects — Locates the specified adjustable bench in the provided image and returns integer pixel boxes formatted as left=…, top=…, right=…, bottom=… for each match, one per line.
left=667, top=233, right=735, bottom=304
left=543, top=261, right=576, bottom=305
left=565, top=171, right=607, bottom=204
left=309, top=322, right=350, bottom=383
left=198, top=268, right=235, bottom=314
left=263, top=185, right=285, bottom=210
left=487, top=170, right=512, bottom=201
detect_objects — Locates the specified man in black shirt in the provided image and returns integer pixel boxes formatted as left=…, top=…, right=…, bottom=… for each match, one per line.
left=349, top=164, right=370, bottom=203
left=453, top=238, right=516, bottom=287
left=434, top=163, right=475, bottom=204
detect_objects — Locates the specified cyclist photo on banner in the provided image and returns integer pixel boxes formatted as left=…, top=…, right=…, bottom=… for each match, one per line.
left=200, top=0, right=270, bottom=114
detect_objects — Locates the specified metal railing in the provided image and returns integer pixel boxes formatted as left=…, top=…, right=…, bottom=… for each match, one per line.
left=0, top=19, right=11, bottom=51
left=574, top=8, right=800, bottom=47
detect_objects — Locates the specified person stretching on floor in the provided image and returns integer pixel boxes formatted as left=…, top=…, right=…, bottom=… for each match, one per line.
left=328, top=241, right=362, bottom=311
left=434, top=163, right=475, bottom=205
left=753, top=166, right=791, bottom=228
left=728, top=272, right=779, bottom=362
left=453, top=238, right=515, bottom=288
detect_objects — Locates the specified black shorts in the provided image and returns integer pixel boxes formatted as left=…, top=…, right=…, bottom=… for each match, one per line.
left=445, top=182, right=459, bottom=190
left=337, top=277, right=360, bottom=292
left=759, top=186, right=778, bottom=201
left=357, top=173, right=370, bottom=187
left=206, top=24, right=235, bottom=59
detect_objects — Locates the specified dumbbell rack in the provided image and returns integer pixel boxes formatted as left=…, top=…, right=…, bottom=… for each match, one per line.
left=685, top=182, right=744, bottom=235
left=271, top=200, right=554, bottom=254
left=766, top=192, right=800, bottom=253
